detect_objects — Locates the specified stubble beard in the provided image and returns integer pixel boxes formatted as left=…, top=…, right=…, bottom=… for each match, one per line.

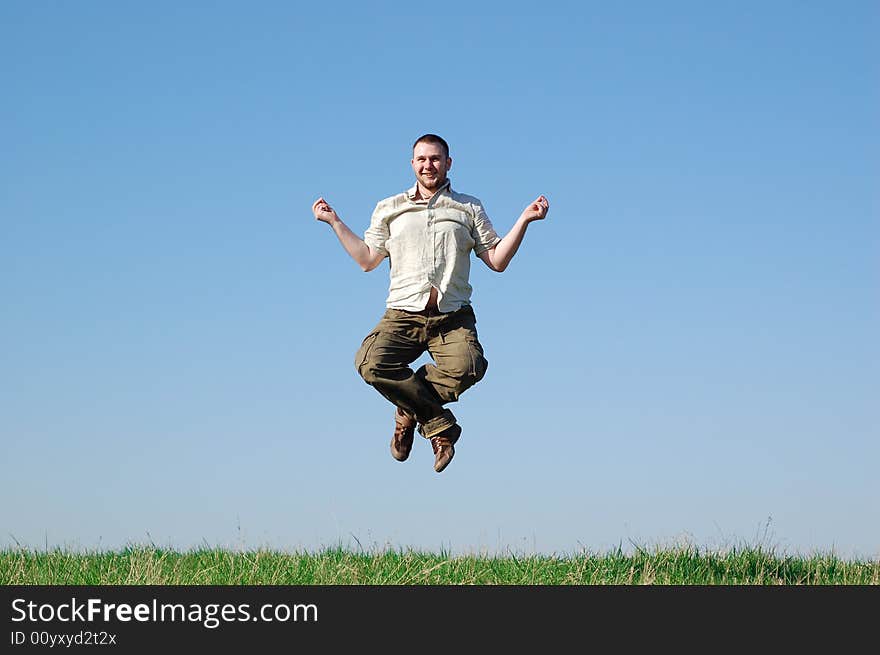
left=419, top=171, right=445, bottom=190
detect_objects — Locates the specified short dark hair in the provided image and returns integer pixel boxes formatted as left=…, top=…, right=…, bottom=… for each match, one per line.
left=413, top=134, right=450, bottom=159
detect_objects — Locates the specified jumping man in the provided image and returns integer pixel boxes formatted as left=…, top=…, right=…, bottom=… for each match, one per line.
left=312, top=134, right=549, bottom=472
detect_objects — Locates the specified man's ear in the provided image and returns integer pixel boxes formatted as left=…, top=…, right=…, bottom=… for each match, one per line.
left=446, top=157, right=453, bottom=171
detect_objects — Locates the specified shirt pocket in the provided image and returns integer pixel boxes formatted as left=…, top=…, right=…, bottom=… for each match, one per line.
left=434, top=210, right=474, bottom=253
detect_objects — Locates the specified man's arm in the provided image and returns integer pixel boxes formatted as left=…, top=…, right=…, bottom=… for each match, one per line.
left=477, top=195, right=549, bottom=272
left=312, top=197, right=386, bottom=272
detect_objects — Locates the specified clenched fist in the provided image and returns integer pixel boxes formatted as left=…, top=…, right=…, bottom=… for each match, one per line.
left=312, top=197, right=340, bottom=225
left=520, top=195, right=550, bottom=223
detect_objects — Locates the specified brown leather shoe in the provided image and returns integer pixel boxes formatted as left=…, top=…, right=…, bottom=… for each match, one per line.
left=430, top=424, right=462, bottom=473
left=391, top=408, right=416, bottom=462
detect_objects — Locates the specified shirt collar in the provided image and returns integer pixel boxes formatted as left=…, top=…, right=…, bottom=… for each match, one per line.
left=406, top=178, right=451, bottom=201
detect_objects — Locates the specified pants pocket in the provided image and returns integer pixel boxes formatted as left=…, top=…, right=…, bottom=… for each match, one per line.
left=465, top=335, right=488, bottom=382
left=354, top=331, right=380, bottom=376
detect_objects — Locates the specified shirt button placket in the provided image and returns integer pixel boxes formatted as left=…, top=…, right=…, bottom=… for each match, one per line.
left=428, top=209, right=435, bottom=287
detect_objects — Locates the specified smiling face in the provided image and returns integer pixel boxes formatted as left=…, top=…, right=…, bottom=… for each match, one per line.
left=411, top=141, right=452, bottom=195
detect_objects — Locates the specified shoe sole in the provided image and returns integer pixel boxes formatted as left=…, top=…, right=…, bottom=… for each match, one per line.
left=391, top=446, right=411, bottom=462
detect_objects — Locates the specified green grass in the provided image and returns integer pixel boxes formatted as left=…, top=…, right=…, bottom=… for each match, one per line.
left=2, top=546, right=878, bottom=584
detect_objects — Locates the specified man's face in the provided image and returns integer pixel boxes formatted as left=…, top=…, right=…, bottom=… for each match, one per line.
left=411, top=141, right=452, bottom=191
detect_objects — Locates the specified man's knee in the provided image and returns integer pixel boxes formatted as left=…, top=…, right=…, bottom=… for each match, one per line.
left=460, top=346, right=488, bottom=392
left=354, top=331, right=411, bottom=386
left=434, top=336, right=488, bottom=401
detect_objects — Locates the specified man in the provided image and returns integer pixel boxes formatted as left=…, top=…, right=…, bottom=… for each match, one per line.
left=312, top=134, right=548, bottom=473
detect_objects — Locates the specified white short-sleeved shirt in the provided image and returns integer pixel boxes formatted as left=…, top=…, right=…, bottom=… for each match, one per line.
left=363, top=180, right=501, bottom=313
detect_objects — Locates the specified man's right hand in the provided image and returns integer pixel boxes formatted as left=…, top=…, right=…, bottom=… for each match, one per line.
left=312, top=197, right=340, bottom=225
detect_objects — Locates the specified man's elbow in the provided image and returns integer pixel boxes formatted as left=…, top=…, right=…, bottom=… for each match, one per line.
left=480, top=252, right=505, bottom=273
left=361, top=254, right=384, bottom=272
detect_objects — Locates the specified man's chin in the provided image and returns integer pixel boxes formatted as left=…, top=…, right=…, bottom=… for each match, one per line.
left=420, top=176, right=443, bottom=190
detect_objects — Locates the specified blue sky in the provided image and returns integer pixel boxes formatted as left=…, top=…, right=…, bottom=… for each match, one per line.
left=2, top=1, right=877, bottom=559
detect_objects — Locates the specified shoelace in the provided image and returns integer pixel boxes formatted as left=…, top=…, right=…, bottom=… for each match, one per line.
left=394, top=421, right=414, bottom=445
left=431, top=437, right=452, bottom=453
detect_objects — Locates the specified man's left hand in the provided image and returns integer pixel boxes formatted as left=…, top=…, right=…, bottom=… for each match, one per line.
left=521, top=195, right=550, bottom=223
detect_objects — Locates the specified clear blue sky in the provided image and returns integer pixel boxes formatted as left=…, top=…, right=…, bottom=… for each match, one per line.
left=2, top=1, right=877, bottom=559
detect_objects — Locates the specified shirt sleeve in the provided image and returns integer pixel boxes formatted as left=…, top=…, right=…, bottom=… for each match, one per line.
left=471, top=201, right=502, bottom=255
left=363, top=202, right=390, bottom=257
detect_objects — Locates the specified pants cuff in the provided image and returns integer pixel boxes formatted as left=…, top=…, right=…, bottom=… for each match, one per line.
left=418, top=409, right=456, bottom=438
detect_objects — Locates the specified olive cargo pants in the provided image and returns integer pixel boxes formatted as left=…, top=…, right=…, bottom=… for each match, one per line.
left=354, top=305, right=488, bottom=438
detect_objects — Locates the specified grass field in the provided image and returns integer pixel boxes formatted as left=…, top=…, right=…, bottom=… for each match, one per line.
left=2, top=546, right=878, bottom=584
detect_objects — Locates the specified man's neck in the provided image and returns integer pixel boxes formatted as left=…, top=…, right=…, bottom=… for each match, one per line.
left=415, top=183, right=436, bottom=201
left=415, top=179, right=448, bottom=201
